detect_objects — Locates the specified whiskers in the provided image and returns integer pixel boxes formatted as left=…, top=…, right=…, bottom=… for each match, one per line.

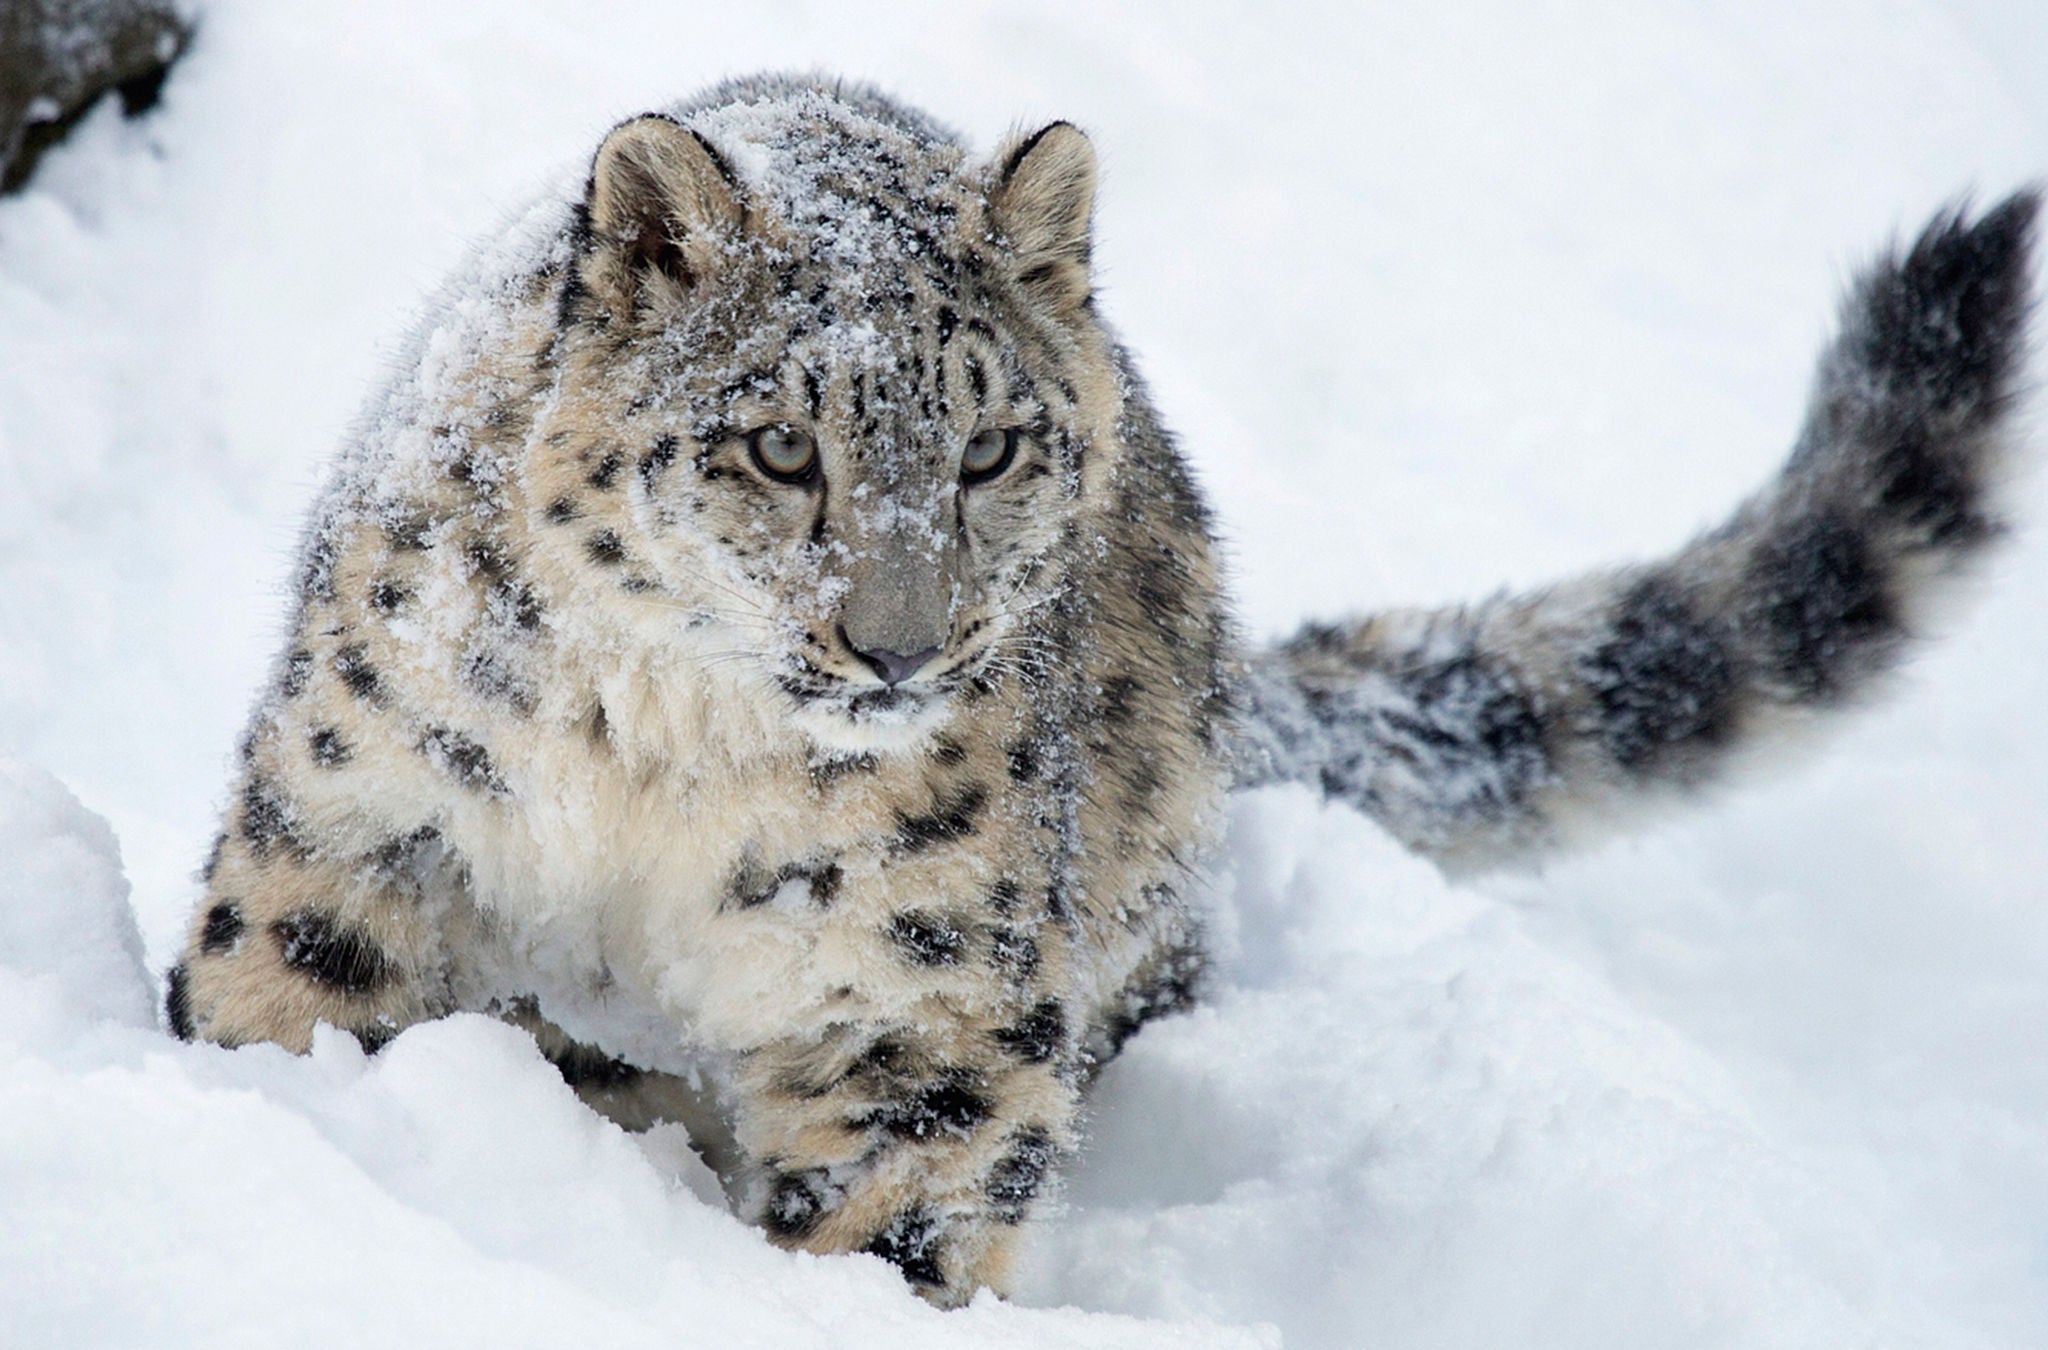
left=623, top=560, right=778, bottom=626
left=616, top=569, right=816, bottom=691
left=937, top=573, right=1073, bottom=692
left=981, top=568, right=1066, bottom=627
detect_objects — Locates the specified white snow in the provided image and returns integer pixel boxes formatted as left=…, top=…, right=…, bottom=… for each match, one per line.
left=0, top=758, right=151, bottom=1028
left=3, top=1, right=2047, bottom=1345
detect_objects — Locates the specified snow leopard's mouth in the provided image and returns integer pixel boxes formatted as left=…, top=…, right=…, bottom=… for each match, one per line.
left=771, top=635, right=1019, bottom=753
left=773, top=668, right=932, bottom=712
left=845, top=687, right=915, bottom=717
left=783, top=677, right=953, bottom=755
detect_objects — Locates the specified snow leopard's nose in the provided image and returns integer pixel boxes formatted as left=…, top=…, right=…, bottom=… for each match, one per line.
left=839, top=628, right=939, bottom=686
left=837, top=513, right=954, bottom=683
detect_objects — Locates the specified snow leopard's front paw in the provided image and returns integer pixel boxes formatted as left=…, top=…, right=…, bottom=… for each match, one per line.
left=731, top=1015, right=1078, bottom=1305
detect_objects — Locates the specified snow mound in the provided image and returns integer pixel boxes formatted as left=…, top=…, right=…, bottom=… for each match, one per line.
left=0, top=759, right=1273, bottom=1349
left=0, top=757, right=151, bottom=1028
left=1025, top=789, right=1969, bottom=1347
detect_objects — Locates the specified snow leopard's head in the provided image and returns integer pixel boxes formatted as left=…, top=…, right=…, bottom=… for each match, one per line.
left=536, top=80, right=1121, bottom=754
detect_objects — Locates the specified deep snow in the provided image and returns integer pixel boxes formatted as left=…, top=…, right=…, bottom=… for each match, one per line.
left=3, top=2, right=2047, bottom=1346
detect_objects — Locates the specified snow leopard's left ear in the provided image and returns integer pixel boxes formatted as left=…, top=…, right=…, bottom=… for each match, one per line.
left=575, top=114, right=745, bottom=323
left=988, top=122, right=1096, bottom=317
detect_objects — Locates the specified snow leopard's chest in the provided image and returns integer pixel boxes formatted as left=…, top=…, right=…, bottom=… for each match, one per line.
left=427, top=648, right=1090, bottom=1063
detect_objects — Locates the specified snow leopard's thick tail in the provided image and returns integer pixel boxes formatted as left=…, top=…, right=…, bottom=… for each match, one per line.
left=1232, top=190, right=2039, bottom=872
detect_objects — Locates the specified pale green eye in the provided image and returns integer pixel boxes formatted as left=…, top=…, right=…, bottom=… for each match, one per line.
left=962, top=428, right=1017, bottom=483
left=748, top=426, right=818, bottom=484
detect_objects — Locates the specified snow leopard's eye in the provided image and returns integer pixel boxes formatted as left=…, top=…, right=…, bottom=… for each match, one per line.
left=747, top=426, right=819, bottom=485
left=961, top=428, right=1018, bottom=485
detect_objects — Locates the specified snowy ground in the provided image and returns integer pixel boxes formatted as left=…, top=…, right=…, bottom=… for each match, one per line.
left=4, top=2, right=2047, bottom=1345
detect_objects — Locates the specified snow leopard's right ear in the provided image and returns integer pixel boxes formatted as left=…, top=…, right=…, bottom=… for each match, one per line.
left=575, top=115, right=744, bottom=322
left=988, top=122, right=1097, bottom=317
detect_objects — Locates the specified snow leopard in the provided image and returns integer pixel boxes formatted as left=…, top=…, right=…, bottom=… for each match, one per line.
left=165, top=73, right=2039, bottom=1306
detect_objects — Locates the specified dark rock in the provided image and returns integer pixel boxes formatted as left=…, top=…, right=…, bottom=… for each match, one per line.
left=1, top=1, right=191, bottom=193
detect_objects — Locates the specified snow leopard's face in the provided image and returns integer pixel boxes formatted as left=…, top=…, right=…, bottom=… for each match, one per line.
left=545, top=99, right=1113, bottom=754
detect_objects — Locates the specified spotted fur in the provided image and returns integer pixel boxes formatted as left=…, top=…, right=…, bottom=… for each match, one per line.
left=168, top=73, right=2037, bottom=1306
left=1235, top=190, right=2039, bottom=869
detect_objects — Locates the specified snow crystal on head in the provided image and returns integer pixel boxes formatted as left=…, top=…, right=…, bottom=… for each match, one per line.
left=649, top=77, right=1004, bottom=504
left=669, top=71, right=965, bottom=155
left=681, top=79, right=972, bottom=296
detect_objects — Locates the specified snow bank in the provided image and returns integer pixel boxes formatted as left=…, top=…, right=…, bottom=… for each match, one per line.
left=0, top=765, right=1271, bottom=1347
left=0, top=757, right=151, bottom=1028
left=1030, top=791, right=1977, bottom=1347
